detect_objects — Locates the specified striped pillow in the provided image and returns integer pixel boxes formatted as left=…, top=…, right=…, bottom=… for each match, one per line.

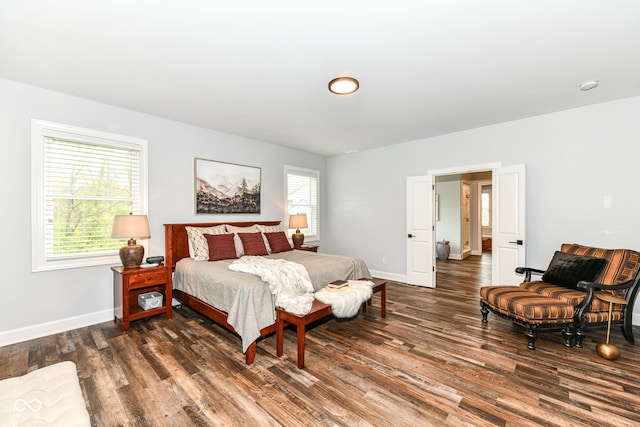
left=561, top=244, right=640, bottom=285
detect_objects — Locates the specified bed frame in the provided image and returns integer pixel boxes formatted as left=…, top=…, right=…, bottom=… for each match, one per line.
left=165, top=220, right=282, bottom=365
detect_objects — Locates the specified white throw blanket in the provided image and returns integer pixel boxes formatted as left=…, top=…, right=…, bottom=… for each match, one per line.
left=315, top=280, right=373, bottom=318
left=229, top=256, right=315, bottom=315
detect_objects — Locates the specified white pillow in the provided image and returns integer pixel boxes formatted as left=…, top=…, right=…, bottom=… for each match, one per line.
left=225, top=224, right=259, bottom=257
left=255, top=224, right=281, bottom=233
left=185, top=225, right=227, bottom=261
left=255, top=224, right=282, bottom=253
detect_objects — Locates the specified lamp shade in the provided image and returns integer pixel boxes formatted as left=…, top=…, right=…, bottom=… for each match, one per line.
left=111, top=214, right=150, bottom=239
left=288, top=214, right=308, bottom=229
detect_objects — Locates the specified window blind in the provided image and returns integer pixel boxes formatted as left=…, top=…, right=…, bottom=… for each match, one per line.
left=286, top=168, right=318, bottom=238
left=43, top=137, right=141, bottom=259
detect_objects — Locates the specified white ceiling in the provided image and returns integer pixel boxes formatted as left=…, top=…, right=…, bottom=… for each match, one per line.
left=1, top=1, right=639, bottom=156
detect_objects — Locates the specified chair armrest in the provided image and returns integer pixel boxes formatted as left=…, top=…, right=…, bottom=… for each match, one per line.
left=574, top=278, right=638, bottom=321
left=576, top=279, right=636, bottom=293
left=515, top=267, right=546, bottom=282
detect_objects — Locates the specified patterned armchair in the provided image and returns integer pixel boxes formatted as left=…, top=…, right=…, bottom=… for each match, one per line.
left=480, top=244, right=640, bottom=349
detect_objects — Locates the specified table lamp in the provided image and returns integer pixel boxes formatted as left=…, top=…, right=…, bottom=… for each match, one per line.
left=289, top=214, right=308, bottom=248
left=111, top=213, right=150, bottom=268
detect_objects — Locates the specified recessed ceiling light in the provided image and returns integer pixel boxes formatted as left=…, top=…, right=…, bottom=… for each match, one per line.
left=579, top=80, right=598, bottom=91
left=343, top=149, right=359, bottom=154
left=329, top=77, right=359, bottom=95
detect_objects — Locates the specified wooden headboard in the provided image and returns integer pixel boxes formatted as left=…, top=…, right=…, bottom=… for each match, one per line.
left=164, top=221, right=282, bottom=269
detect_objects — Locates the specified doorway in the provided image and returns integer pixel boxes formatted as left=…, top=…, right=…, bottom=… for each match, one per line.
left=435, top=172, right=491, bottom=260
left=406, top=163, right=526, bottom=288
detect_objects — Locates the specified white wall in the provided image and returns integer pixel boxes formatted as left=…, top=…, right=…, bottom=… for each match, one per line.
left=326, top=95, right=640, bottom=321
left=0, top=78, right=325, bottom=344
left=2, top=76, right=639, bottom=342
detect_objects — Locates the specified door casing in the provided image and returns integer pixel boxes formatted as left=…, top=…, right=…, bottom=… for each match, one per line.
left=406, top=162, right=525, bottom=287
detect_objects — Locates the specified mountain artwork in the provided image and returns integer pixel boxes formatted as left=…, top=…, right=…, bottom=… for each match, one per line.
left=195, top=159, right=261, bottom=214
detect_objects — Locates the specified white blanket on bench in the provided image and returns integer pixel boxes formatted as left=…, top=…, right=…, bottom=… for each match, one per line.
left=315, top=280, right=374, bottom=318
left=229, top=256, right=315, bottom=315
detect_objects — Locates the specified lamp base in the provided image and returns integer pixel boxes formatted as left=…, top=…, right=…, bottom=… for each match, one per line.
left=292, top=231, right=305, bottom=248
left=596, top=342, right=620, bottom=360
left=120, top=244, right=145, bottom=269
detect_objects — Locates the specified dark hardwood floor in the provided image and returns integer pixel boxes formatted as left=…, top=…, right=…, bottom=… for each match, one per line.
left=2, top=254, right=640, bottom=426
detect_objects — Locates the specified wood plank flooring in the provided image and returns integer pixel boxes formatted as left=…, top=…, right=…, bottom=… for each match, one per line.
left=2, top=254, right=640, bottom=426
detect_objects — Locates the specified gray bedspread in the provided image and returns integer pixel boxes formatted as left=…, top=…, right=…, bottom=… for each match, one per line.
left=173, top=250, right=371, bottom=353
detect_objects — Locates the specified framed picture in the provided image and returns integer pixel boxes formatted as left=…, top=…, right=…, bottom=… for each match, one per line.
left=194, top=158, right=261, bottom=214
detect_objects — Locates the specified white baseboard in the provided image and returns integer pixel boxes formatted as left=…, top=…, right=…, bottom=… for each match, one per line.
left=2, top=294, right=637, bottom=348
left=368, top=269, right=406, bottom=283
left=368, top=270, right=640, bottom=327
left=0, top=309, right=114, bottom=347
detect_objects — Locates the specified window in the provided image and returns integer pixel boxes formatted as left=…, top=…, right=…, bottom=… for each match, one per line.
left=31, top=120, right=148, bottom=271
left=481, top=184, right=492, bottom=227
left=284, top=165, right=319, bottom=240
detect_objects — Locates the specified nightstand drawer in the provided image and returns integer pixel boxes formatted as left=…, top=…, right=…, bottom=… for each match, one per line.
left=128, top=270, right=167, bottom=288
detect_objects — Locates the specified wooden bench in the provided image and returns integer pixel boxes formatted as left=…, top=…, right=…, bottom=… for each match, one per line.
left=362, top=278, right=387, bottom=318
left=276, top=278, right=387, bottom=368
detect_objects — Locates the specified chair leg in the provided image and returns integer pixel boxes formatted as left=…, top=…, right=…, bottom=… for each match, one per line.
left=480, top=303, right=489, bottom=323
left=561, top=327, right=575, bottom=347
left=575, top=329, right=586, bottom=348
left=524, top=326, right=537, bottom=350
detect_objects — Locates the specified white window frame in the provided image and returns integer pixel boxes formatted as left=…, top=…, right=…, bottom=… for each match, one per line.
left=284, top=165, right=320, bottom=242
left=31, top=119, right=148, bottom=272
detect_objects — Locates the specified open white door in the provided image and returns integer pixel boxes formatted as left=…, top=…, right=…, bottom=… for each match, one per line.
left=492, top=164, right=526, bottom=285
left=406, top=176, right=434, bottom=287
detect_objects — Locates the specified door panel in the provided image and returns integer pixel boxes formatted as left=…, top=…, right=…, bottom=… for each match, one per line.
left=492, top=164, right=526, bottom=285
left=406, top=176, right=434, bottom=287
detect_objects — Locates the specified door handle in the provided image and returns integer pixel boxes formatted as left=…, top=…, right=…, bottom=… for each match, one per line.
left=509, top=239, right=523, bottom=245
left=408, top=234, right=414, bottom=238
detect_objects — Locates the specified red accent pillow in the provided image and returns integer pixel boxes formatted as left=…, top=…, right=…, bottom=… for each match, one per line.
left=264, top=231, right=293, bottom=253
left=204, top=233, right=237, bottom=261
left=238, top=232, right=269, bottom=256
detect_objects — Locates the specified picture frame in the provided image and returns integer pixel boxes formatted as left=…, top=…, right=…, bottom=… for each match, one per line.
left=194, top=158, right=261, bottom=214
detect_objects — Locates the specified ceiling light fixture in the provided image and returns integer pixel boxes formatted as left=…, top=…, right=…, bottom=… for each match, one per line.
left=329, top=77, right=359, bottom=95
left=579, top=80, right=599, bottom=91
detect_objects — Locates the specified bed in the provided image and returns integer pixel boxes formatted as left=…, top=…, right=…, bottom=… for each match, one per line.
left=165, top=221, right=371, bottom=364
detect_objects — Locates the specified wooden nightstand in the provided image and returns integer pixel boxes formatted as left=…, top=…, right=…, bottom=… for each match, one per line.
left=296, top=245, right=318, bottom=252
left=111, top=264, right=172, bottom=331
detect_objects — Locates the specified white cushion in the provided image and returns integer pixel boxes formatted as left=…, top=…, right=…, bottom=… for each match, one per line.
left=255, top=224, right=281, bottom=233
left=0, top=361, right=90, bottom=426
